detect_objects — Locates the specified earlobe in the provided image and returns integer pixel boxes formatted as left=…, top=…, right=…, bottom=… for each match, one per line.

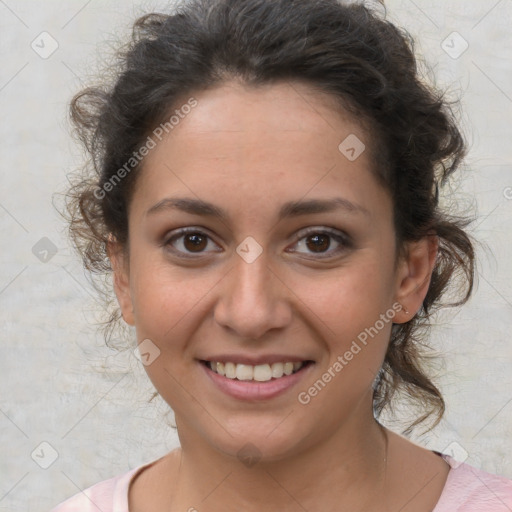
left=107, top=240, right=135, bottom=326
left=394, top=233, right=439, bottom=323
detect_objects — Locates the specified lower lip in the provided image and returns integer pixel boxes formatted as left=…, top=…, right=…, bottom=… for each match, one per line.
left=200, top=362, right=314, bottom=401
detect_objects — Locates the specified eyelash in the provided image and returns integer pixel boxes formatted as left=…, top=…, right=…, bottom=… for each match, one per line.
left=163, top=226, right=352, bottom=260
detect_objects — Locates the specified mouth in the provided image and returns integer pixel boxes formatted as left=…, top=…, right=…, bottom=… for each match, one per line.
left=200, top=360, right=313, bottom=381
left=199, top=359, right=315, bottom=401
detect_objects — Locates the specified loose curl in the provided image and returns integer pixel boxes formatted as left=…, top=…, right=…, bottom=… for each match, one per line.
left=62, top=0, right=476, bottom=434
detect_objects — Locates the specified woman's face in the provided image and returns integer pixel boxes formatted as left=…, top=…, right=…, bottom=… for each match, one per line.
left=113, top=80, right=419, bottom=460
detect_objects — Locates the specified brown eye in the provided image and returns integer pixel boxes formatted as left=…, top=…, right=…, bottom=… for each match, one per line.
left=164, top=228, right=221, bottom=257
left=289, top=227, right=351, bottom=259
left=305, top=233, right=331, bottom=253
left=183, top=232, right=208, bottom=252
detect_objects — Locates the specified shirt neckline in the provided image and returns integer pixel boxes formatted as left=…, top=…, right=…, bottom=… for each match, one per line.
left=431, top=451, right=459, bottom=511
left=115, top=455, right=167, bottom=512
left=119, top=451, right=458, bottom=512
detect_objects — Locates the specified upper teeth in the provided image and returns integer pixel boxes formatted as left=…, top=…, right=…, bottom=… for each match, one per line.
left=208, top=361, right=304, bottom=381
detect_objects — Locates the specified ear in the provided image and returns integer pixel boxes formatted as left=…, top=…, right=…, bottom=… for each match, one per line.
left=107, top=238, right=135, bottom=326
left=393, top=232, right=439, bottom=323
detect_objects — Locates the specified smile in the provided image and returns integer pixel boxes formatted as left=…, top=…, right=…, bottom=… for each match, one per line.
left=200, top=359, right=315, bottom=401
left=203, top=360, right=309, bottom=381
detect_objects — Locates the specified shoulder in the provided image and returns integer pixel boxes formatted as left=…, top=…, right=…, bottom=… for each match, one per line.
left=49, top=463, right=151, bottom=512
left=435, top=454, right=512, bottom=511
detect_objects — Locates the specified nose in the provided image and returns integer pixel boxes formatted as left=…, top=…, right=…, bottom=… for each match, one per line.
left=213, top=248, right=293, bottom=341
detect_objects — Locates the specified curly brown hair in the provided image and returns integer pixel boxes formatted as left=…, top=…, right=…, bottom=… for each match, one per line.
left=63, top=0, right=476, bottom=435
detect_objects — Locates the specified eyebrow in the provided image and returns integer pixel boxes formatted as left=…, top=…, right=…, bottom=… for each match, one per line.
left=146, top=196, right=370, bottom=221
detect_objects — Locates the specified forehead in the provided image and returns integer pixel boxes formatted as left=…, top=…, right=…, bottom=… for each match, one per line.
left=178, top=80, right=350, bottom=131
left=165, top=80, right=373, bottom=152
left=132, top=80, right=391, bottom=225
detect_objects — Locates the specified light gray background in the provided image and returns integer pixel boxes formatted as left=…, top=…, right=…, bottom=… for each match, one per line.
left=0, top=1, right=511, bottom=511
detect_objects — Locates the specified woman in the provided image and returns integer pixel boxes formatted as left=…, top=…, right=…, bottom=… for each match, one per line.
left=51, top=0, right=512, bottom=510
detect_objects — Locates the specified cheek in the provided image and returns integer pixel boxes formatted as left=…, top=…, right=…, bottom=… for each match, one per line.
left=296, top=259, right=394, bottom=372
left=133, top=272, right=184, bottom=335
left=129, top=255, right=221, bottom=350
left=128, top=262, right=205, bottom=407
left=297, top=283, right=393, bottom=419
left=301, top=258, right=392, bottom=328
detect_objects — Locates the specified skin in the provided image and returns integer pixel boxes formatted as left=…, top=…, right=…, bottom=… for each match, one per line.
left=110, top=80, right=450, bottom=511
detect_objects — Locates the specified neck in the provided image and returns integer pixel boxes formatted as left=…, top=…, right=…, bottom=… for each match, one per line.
left=169, top=409, right=389, bottom=511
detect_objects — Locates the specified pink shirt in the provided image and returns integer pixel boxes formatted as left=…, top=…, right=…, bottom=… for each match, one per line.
left=50, top=452, right=512, bottom=511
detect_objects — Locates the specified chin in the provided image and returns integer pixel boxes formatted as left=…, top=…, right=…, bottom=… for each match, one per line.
left=180, top=410, right=317, bottom=464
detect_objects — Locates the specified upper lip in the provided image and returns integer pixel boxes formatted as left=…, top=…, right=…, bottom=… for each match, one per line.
left=199, top=354, right=314, bottom=365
